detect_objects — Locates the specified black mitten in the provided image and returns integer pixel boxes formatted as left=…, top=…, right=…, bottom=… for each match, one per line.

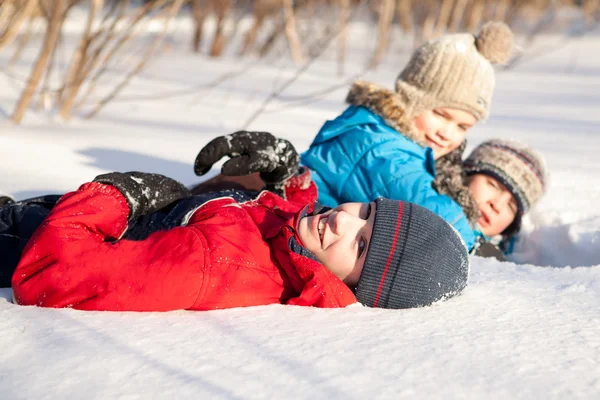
left=93, top=172, right=191, bottom=220
left=472, top=241, right=507, bottom=262
left=194, top=131, right=300, bottom=185
left=0, top=196, right=15, bottom=207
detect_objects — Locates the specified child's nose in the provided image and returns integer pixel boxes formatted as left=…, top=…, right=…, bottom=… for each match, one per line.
left=490, top=193, right=511, bottom=214
left=331, top=211, right=360, bottom=234
left=437, top=125, right=453, bottom=141
left=489, top=198, right=500, bottom=214
left=493, top=192, right=510, bottom=208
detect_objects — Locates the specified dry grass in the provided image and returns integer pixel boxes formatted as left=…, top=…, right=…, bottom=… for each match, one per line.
left=1, top=0, right=598, bottom=122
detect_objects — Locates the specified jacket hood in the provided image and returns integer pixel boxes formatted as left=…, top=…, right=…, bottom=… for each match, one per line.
left=310, top=81, right=425, bottom=147
left=241, top=192, right=327, bottom=265
left=249, top=193, right=357, bottom=306
left=432, top=140, right=481, bottom=226
left=345, top=81, right=427, bottom=147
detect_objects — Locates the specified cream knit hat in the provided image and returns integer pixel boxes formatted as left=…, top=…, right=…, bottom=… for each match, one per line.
left=395, top=21, right=514, bottom=121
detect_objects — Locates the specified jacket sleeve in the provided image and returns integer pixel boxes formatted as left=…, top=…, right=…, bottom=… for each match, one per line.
left=374, top=169, right=476, bottom=250
left=280, top=249, right=357, bottom=308
left=285, top=272, right=357, bottom=308
left=0, top=201, right=56, bottom=288
left=12, top=182, right=207, bottom=312
left=283, top=167, right=318, bottom=205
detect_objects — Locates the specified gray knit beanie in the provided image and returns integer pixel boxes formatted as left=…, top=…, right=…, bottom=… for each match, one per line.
left=395, top=21, right=514, bottom=121
left=355, top=198, right=470, bottom=309
left=464, top=139, right=547, bottom=216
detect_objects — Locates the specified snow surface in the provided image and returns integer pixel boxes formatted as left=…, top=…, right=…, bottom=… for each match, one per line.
left=1, top=14, right=600, bottom=399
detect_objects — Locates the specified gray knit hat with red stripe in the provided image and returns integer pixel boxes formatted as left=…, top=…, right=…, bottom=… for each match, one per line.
left=464, top=139, right=546, bottom=215
left=355, top=198, right=470, bottom=309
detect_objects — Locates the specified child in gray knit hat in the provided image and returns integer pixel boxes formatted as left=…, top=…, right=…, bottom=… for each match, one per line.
left=12, top=171, right=470, bottom=311
left=464, top=139, right=547, bottom=258
left=300, top=21, right=515, bottom=252
left=299, top=198, right=471, bottom=309
left=3, top=130, right=471, bottom=309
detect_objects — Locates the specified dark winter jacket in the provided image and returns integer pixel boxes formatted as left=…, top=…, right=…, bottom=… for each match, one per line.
left=300, top=82, right=477, bottom=250
left=12, top=180, right=357, bottom=311
left=0, top=195, right=61, bottom=287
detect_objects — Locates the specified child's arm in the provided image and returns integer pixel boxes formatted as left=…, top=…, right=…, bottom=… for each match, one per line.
left=12, top=180, right=206, bottom=312
left=194, top=130, right=308, bottom=199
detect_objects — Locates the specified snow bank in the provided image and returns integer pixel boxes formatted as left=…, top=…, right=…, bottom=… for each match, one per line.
left=1, top=18, right=599, bottom=399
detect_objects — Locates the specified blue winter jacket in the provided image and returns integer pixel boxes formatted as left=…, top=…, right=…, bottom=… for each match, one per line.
left=301, top=105, right=476, bottom=250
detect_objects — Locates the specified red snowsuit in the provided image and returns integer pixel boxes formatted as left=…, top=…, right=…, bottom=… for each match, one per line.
left=12, top=178, right=357, bottom=312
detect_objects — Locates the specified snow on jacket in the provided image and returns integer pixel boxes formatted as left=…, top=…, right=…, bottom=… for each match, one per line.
left=301, top=102, right=476, bottom=250
left=12, top=181, right=357, bottom=312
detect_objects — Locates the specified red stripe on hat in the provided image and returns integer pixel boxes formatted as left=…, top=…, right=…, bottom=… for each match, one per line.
left=373, top=202, right=404, bottom=307
left=487, top=143, right=545, bottom=189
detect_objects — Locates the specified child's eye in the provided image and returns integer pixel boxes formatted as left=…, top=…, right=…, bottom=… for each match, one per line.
left=434, top=110, right=445, bottom=118
left=358, top=237, right=368, bottom=258
left=487, top=178, right=498, bottom=189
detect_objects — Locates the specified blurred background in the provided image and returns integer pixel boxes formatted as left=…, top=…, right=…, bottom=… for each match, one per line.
left=1, top=0, right=598, bottom=123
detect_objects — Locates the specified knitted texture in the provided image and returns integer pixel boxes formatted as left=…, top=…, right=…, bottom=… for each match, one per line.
left=464, top=139, right=546, bottom=214
left=395, top=21, right=514, bottom=121
left=355, top=198, right=470, bottom=309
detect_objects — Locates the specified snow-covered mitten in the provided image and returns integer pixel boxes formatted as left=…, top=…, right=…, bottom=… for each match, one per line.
left=93, top=172, right=191, bottom=220
left=194, top=131, right=300, bottom=195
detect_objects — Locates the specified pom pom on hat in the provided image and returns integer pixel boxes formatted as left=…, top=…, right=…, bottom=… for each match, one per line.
left=475, top=21, right=514, bottom=64
left=393, top=20, right=515, bottom=121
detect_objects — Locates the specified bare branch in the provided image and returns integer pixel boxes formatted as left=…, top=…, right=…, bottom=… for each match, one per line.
left=85, top=0, right=185, bottom=119
left=12, top=0, right=65, bottom=123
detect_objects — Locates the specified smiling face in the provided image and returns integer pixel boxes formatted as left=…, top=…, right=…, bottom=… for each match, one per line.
left=468, top=173, right=518, bottom=236
left=297, top=202, right=375, bottom=288
left=413, top=107, right=477, bottom=159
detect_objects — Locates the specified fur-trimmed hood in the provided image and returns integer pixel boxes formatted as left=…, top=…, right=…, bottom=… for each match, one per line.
left=346, top=81, right=426, bottom=147
left=433, top=140, right=480, bottom=227
left=345, top=81, right=480, bottom=226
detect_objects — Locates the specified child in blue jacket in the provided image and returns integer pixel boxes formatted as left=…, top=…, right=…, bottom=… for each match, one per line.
left=300, top=21, right=515, bottom=250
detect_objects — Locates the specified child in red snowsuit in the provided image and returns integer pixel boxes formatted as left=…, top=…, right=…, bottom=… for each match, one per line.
left=12, top=133, right=470, bottom=312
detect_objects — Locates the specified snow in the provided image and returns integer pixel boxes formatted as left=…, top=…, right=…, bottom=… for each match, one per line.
left=1, top=16, right=600, bottom=399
